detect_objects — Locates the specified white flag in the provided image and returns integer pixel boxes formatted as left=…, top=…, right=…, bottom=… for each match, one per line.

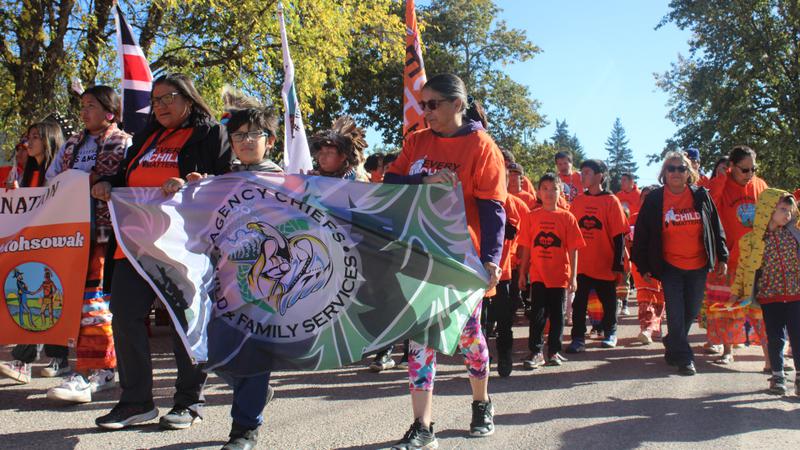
left=278, top=3, right=313, bottom=174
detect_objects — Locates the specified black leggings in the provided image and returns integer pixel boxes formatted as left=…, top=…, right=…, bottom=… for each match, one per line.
left=528, top=283, right=566, bottom=356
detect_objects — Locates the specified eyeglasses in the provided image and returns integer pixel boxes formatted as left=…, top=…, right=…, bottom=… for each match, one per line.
left=735, top=164, right=758, bottom=174
left=230, top=131, right=269, bottom=143
left=418, top=99, right=453, bottom=111
left=151, top=92, right=181, bottom=107
left=666, top=165, right=688, bottom=173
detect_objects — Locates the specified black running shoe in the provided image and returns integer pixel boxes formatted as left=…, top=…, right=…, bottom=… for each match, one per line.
left=497, top=350, right=512, bottom=377
left=223, top=423, right=259, bottom=450
left=391, top=419, right=438, bottom=449
left=95, top=402, right=158, bottom=430
left=469, top=399, right=495, bottom=437
left=159, top=405, right=203, bottom=430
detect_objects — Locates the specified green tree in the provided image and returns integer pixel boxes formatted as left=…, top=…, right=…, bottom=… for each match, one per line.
left=656, top=0, right=800, bottom=189
left=604, top=118, right=638, bottom=192
left=0, top=0, right=403, bottom=155
left=343, top=0, right=545, bottom=156
left=550, top=119, right=586, bottom=166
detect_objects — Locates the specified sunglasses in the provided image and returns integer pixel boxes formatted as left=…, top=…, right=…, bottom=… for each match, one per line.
left=151, top=92, right=181, bottom=108
left=418, top=99, right=453, bottom=111
left=735, top=165, right=758, bottom=174
left=666, top=165, right=688, bottom=173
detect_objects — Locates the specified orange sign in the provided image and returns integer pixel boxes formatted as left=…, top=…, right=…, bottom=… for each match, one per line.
left=403, top=0, right=428, bottom=137
left=0, top=170, right=90, bottom=345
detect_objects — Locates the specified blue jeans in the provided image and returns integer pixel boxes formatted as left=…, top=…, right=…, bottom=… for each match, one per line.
left=761, top=302, right=800, bottom=373
left=660, top=263, right=708, bottom=365
left=219, top=371, right=272, bottom=429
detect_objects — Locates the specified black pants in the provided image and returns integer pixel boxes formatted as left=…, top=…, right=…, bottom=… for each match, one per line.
left=11, top=344, right=68, bottom=364
left=529, top=283, right=566, bottom=356
left=571, top=274, right=617, bottom=340
left=110, top=259, right=206, bottom=414
left=762, top=302, right=800, bottom=373
left=492, top=281, right=514, bottom=356
left=509, top=269, right=523, bottom=310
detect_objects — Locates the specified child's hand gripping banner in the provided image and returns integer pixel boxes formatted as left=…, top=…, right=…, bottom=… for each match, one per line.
left=0, top=170, right=90, bottom=345
left=109, top=172, right=488, bottom=376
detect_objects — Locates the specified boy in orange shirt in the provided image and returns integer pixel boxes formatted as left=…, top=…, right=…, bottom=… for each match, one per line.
left=567, top=160, right=629, bottom=352
left=555, top=151, right=583, bottom=204
left=518, top=173, right=586, bottom=368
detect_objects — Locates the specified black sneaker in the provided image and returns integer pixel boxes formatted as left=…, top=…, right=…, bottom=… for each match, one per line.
left=768, top=376, right=787, bottom=395
left=96, top=402, right=158, bottom=430
left=497, top=350, right=512, bottom=377
left=369, top=353, right=396, bottom=372
left=159, top=405, right=203, bottom=430
left=469, top=399, right=495, bottom=437
left=391, top=419, right=438, bottom=449
left=677, top=362, right=696, bottom=376
left=222, top=423, right=259, bottom=450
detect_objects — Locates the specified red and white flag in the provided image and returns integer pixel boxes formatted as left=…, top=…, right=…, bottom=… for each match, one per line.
left=403, top=0, right=427, bottom=137
left=114, top=3, right=153, bottom=135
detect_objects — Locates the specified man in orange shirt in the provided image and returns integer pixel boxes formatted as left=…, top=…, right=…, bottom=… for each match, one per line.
left=686, top=148, right=709, bottom=187
left=555, top=151, right=583, bottom=204
left=615, top=173, right=641, bottom=217
left=567, top=160, right=629, bottom=352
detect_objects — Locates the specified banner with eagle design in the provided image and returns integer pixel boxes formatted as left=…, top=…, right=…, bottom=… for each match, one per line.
left=109, top=173, right=488, bottom=375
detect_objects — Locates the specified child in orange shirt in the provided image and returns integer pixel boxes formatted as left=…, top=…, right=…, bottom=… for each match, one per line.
left=566, top=160, right=629, bottom=352
left=518, top=173, right=586, bottom=368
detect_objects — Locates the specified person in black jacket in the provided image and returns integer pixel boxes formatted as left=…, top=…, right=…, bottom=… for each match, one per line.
left=631, top=151, right=728, bottom=376
left=92, top=73, right=231, bottom=430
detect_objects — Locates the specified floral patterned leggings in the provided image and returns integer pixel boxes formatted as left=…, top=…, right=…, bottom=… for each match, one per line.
left=407, top=303, right=489, bottom=391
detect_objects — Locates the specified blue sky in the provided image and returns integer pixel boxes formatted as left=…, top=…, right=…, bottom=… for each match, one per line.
left=501, top=1, right=692, bottom=185
left=370, top=1, right=692, bottom=186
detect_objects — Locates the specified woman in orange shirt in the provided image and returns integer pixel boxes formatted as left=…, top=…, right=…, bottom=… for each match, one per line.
left=632, top=152, right=728, bottom=376
left=705, top=146, right=769, bottom=365
left=385, top=74, right=506, bottom=448
left=92, top=73, right=231, bottom=431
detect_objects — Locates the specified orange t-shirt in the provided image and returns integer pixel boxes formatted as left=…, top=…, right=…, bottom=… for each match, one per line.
left=513, top=190, right=537, bottom=210
left=697, top=174, right=710, bottom=188
left=500, top=194, right=529, bottom=281
left=707, top=172, right=768, bottom=276
left=518, top=208, right=586, bottom=288
left=126, top=128, right=193, bottom=188
left=571, top=192, right=629, bottom=280
left=116, top=128, right=193, bottom=259
left=0, top=166, right=11, bottom=183
left=661, top=188, right=707, bottom=270
left=615, top=186, right=641, bottom=217
left=559, top=171, right=583, bottom=203
left=388, top=128, right=508, bottom=256
left=794, top=188, right=800, bottom=201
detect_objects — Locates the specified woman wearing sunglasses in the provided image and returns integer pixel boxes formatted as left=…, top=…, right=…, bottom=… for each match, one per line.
left=632, top=151, right=727, bottom=376
left=91, top=73, right=231, bottom=431
left=704, top=146, right=771, bottom=367
left=384, top=73, right=506, bottom=448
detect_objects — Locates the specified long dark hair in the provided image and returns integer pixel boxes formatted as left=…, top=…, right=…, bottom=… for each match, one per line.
left=22, top=121, right=63, bottom=187
left=82, top=85, right=122, bottom=124
left=150, top=73, right=215, bottom=128
left=423, top=73, right=489, bottom=129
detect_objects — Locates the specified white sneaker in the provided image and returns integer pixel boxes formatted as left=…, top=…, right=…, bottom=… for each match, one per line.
left=638, top=330, right=653, bottom=345
left=0, top=360, right=31, bottom=384
left=41, top=358, right=70, bottom=378
left=47, top=373, right=92, bottom=403
left=621, top=306, right=631, bottom=316
left=88, top=369, right=116, bottom=393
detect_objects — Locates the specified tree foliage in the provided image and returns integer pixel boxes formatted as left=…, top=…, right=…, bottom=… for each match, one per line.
left=605, top=118, right=638, bottom=192
left=656, top=0, right=800, bottom=189
left=0, top=0, right=404, bottom=155
left=550, top=119, right=586, bottom=166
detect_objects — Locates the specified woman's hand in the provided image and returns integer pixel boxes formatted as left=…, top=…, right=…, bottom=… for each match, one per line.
left=716, top=262, right=728, bottom=277
left=161, top=177, right=185, bottom=196
left=91, top=181, right=112, bottom=201
left=422, top=168, right=457, bottom=186
left=4, top=179, right=18, bottom=190
left=185, top=172, right=206, bottom=182
left=569, top=277, right=578, bottom=293
left=484, top=261, right=501, bottom=291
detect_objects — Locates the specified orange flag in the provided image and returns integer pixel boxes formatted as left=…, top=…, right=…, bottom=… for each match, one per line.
left=403, top=0, right=427, bottom=137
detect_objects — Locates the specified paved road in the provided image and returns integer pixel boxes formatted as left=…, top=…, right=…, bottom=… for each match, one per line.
left=1, top=303, right=799, bottom=449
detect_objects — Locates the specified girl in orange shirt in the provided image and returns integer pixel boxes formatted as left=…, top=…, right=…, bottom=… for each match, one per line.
left=385, top=74, right=506, bottom=448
